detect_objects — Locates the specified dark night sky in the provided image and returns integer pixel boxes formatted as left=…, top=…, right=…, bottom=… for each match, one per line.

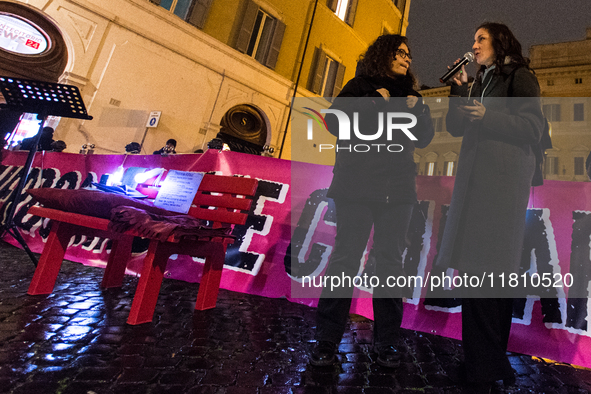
left=405, top=0, right=591, bottom=88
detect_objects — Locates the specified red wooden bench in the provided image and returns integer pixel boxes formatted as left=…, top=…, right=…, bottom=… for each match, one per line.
left=27, top=174, right=258, bottom=325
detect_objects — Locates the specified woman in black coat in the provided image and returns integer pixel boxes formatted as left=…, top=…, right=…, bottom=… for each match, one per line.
left=310, top=34, right=434, bottom=368
left=438, top=23, right=544, bottom=393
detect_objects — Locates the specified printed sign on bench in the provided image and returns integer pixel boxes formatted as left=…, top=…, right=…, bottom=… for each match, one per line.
left=154, top=170, right=203, bottom=214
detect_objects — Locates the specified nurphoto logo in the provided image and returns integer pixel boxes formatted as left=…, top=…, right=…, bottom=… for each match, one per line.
left=304, top=107, right=418, bottom=153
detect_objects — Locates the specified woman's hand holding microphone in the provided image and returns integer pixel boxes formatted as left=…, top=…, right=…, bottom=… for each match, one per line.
left=449, top=58, right=469, bottom=86
left=448, top=59, right=486, bottom=121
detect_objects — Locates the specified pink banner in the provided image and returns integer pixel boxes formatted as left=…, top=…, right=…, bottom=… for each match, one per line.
left=1, top=149, right=591, bottom=368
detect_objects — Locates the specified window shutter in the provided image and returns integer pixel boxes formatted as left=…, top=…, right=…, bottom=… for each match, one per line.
left=187, top=0, right=213, bottom=29
left=264, top=20, right=285, bottom=69
left=552, top=157, right=557, bottom=175
left=326, top=0, right=338, bottom=12
left=575, top=157, right=585, bottom=175
left=331, top=62, right=346, bottom=97
left=574, top=103, right=584, bottom=121
left=308, top=47, right=327, bottom=94
left=235, top=0, right=259, bottom=53
left=345, top=0, right=358, bottom=26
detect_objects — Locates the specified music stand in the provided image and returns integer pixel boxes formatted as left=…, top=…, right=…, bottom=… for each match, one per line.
left=0, top=76, right=93, bottom=266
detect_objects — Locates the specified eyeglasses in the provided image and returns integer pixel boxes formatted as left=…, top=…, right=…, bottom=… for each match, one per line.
left=395, top=49, right=412, bottom=61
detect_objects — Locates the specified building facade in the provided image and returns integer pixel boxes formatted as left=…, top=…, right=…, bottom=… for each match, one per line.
left=530, top=28, right=591, bottom=181
left=416, top=28, right=591, bottom=182
left=1, top=0, right=410, bottom=158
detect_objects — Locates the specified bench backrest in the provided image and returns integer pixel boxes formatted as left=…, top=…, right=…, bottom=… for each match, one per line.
left=188, top=174, right=258, bottom=227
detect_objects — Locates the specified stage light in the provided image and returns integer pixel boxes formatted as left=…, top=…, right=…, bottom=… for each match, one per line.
left=134, top=168, right=163, bottom=184
left=109, top=166, right=124, bottom=186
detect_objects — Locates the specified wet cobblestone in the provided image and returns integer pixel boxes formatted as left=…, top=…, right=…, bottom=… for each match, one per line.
left=0, top=240, right=590, bottom=393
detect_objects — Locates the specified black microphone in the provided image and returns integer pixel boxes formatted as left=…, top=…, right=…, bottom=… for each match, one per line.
left=440, top=52, right=474, bottom=83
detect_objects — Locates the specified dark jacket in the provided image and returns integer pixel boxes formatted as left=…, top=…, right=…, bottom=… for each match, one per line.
left=325, top=75, right=434, bottom=204
left=437, top=64, right=544, bottom=276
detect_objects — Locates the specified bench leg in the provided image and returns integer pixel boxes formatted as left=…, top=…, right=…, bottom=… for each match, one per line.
left=195, top=243, right=226, bottom=311
left=101, top=235, right=133, bottom=288
left=28, top=221, right=73, bottom=295
left=127, top=240, right=170, bottom=325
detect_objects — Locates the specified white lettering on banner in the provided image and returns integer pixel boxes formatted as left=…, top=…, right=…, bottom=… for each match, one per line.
left=287, top=189, right=335, bottom=283
left=192, top=178, right=290, bottom=277
left=3, top=151, right=591, bottom=368
left=236, top=179, right=289, bottom=276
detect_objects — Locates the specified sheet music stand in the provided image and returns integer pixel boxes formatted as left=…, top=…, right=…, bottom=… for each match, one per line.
left=0, top=76, right=93, bottom=265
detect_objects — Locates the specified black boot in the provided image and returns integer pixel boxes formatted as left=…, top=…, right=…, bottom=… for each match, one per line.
left=503, top=375, right=516, bottom=386
left=309, top=340, right=337, bottom=366
left=374, top=344, right=401, bottom=368
left=461, top=381, right=492, bottom=394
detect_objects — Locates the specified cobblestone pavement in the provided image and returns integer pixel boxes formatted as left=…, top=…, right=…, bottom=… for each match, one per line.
left=0, top=240, right=590, bottom=393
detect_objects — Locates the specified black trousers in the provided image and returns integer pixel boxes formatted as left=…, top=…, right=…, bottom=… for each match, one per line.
left=462, top=297, right=515, bottom=382
left=315, top=200, right=413, bottom=347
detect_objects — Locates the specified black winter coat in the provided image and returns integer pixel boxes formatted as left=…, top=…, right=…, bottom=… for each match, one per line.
left=326, top=75, right=434, bottom=204
left=436, top=64, right=544, bottom=276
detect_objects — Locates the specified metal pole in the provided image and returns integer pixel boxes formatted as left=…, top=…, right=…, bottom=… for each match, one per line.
left=139, top=127, right=150, bottom=154
left=278, top=0, right=319, bottom=159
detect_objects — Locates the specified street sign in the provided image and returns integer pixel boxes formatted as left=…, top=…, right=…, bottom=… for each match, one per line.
left=146, top=111, right=162, bottom=128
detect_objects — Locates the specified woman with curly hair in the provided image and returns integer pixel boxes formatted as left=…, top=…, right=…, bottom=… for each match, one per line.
left=309, top=34, right=434, bottom=368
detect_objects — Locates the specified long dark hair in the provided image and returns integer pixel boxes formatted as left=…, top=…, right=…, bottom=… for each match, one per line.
left=356, top=34, right=417, bottom=88
left=476, top=22, right=532, bottom=75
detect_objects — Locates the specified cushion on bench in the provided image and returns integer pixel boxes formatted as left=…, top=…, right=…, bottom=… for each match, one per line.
left=108, top=206, right=230, bottom=242
left=27, top=188, right=174, bottom=219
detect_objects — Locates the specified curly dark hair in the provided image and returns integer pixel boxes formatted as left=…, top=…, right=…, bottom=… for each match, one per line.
left=356, top=34, right=417, bottom=88
left=476, top=22, right=532, bottom=75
